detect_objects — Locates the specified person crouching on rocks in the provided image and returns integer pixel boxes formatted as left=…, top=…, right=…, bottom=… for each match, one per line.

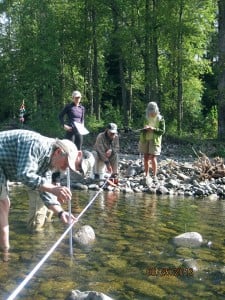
left=92, top=123, right=120, bottom=181
left=138, top=102, right=165, bottom=180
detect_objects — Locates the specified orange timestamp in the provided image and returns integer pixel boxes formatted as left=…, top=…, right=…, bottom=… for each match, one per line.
left=146, top=267, right=194, bottom=277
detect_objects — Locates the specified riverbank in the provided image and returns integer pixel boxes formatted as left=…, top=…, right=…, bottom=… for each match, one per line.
left=65, top=131, right=225, bottom=199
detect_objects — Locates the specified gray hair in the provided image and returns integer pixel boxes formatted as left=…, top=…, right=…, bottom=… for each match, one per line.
left=146, top=102, right=159, bottom=118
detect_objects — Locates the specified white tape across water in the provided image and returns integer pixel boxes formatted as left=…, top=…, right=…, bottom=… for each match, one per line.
left=6, top=179, right=107, bottom=300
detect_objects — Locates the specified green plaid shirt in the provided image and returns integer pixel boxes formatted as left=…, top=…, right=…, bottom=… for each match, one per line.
left=0, top=129, right=60, bottom=206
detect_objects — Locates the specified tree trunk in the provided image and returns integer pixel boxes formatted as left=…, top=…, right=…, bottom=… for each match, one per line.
left=144, top=0, right=151, bottom=102
left=144, top=0, right=160, bottom=104
left=177, top=1, right=184, bottom=136
left=218, top=0, right=225, bottom=140
left=92, top=8, right=100, bottom=120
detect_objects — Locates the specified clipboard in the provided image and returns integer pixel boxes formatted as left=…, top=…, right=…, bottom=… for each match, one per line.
left=74, top=122, right=89, bottom=135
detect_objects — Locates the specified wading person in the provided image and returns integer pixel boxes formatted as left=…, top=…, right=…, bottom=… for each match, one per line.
left=93, top=123, right=120, bottom=180
left=138, top=102, right=165, bottom=180
left=27, top=150, right=95, bottom=233
left=0, top=129, right=78, bottom=260
left=59, top=90, right=86, bottom=150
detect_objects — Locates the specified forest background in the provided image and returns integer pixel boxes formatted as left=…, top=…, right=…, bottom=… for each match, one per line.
left=1, top=0, right=225, bottom=150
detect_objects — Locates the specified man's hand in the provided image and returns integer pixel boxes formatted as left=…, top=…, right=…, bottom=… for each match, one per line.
left=59, top=211, right=76, bottom=224
left=51, top=186, right=72, bottom=204
left=48, top=205, right=76, bottom=225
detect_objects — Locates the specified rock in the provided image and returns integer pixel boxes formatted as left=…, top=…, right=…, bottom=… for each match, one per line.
left=205, top=194, right=219, bottom=201
left=71, top=183, right=88, bottom=190
left=65, top=290, right=114, bottom=300
left=121, top=186, right=134, bottom=193
left=182, top=258, right=199, bottom=271
left=88, top=184, right=100, bottom=190
left=156, top=186, right=169, bottom=195
left=126, top=165, right=137, bottom=177
left=176, top=172, right=191, bottom=182
left=73, top=225, right=95, bottom=246
left=173, top=232, right=203, bottom=248
left=165, top=179, right=180, bottom=188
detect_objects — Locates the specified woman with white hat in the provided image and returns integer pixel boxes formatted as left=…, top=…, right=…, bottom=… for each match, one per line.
left=59, top=90, right=85, bottom=150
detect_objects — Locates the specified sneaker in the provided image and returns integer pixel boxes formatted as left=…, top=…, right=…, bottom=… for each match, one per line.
left=153, top=176, right=158, bottom=182
left=145, top=176, right=152, bottom=186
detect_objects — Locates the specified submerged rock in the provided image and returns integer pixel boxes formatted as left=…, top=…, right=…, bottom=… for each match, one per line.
left=73, top=225, right=95, bottom=246
left=182, top=258, right=199, bottom=271
left=65, top=290, right=114, bottom=300
left=173, top=232, right=203, bottom=248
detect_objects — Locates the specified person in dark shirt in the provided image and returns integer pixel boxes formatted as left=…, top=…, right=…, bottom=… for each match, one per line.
left=59, top=90, right=85, bottom=150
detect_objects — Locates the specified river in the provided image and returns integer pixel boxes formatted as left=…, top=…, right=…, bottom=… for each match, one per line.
left=1, top=185, right=225, bottom=300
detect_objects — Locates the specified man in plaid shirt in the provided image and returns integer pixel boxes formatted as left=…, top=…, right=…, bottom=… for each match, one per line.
left=0, top=129, right=77, bottom=260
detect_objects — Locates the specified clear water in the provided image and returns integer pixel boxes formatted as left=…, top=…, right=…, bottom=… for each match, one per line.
left=1, top=186, right=225, bottom=300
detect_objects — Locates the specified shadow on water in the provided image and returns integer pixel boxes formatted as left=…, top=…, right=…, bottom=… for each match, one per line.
left=1, top=185, right=225, bottom=300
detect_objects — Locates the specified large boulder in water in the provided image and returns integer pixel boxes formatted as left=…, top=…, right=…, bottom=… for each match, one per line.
left=73, top=225, right=95, bottom=246
left=173, top=232, right=203, bottom=248
left=65, top=290, right=114, bottom=300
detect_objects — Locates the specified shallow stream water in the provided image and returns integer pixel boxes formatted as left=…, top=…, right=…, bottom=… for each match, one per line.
left=0, top=185, right=225, bottom=300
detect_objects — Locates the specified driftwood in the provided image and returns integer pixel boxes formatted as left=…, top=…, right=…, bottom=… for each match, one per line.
left=193, top=151, right=225, bottom=180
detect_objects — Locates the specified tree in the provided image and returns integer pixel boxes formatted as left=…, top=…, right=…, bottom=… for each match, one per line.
left=217, top=0, right=225, bottom=140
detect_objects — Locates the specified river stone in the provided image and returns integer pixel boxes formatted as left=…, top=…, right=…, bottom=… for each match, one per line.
left=182, top=258, right=199, bottom=271
left=65, top=290, right=114, bottom=300
left=74, top=225, right=95, bottom=246
left=173, top=232, right=203, bottom=248
left=71, top=182, right=88, bottom=190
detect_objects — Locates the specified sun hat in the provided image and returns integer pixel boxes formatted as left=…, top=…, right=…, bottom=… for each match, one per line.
left=107, top=123, right=118, bottom=134
left=81, top=151, right=95, bottom=176
left=72, top=90, right=81, bottom=98
left=55, top=139, right=78, bottom=172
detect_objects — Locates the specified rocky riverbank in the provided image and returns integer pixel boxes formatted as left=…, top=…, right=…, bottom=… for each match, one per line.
left=62, top=132, right=225, bottom=199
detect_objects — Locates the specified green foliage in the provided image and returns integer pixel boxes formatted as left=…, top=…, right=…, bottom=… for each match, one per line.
left=28, top=108, right=63, bottom=138
left=0, top=0, right=220, bottom=140
left=85, top=114, right=104, bottom=133
left=200, top=105, right=218, bottom=139
left=212, top=146, right=225, bottom=157
left=101, top=101, right=123, bottom=129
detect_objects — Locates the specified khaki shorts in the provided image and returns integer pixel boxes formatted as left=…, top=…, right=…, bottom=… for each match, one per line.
left=27, top=189, right=54, bottom=232
left=138, top=140, right=161, bottom=155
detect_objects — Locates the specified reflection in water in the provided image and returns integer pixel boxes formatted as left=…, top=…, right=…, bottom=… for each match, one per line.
left=1, top=186, right=225, bottom=300
left=142, top=193, right=157, bottom=219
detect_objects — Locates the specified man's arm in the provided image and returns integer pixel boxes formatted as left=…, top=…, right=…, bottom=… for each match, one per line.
left=48, top=203, right=76, bottom=224
left=39, top=183, right=72, bottom=204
